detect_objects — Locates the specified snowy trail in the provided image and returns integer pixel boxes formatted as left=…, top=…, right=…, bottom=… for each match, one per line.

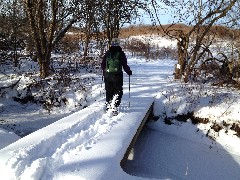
left=2, top=101, right=154, bottom=180
left=0, top=58, right=176, bottom=179
left=0, top=102, right=129, bottom=179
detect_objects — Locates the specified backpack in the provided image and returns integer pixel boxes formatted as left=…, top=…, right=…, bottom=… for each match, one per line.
left=106, top=51, right=122, bottom=73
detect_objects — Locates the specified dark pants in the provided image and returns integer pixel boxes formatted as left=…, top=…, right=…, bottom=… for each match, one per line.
left=104, top=72, right=123, bottom=107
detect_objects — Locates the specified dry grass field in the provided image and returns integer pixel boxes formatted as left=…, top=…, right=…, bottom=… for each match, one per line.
left=120, top=24, right=240, bottom=40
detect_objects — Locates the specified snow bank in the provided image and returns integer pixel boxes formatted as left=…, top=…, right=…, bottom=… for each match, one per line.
left=0, top=129, right=20, bottom=150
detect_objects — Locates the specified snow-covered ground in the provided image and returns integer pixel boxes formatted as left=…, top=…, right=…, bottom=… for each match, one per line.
left=0, top=38, right=240, bottom=179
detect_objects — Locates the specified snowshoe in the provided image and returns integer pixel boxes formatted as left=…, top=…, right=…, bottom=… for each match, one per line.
left=105, top=104, right=119, bottom=116
left=112, top=109, right=119, bottom=116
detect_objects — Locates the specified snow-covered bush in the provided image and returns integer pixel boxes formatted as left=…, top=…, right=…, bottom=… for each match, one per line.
left=0, top=55, right=100, bottom=113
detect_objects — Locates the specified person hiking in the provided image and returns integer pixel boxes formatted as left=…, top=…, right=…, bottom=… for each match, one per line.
left=101, top=38, right=132, bottom=113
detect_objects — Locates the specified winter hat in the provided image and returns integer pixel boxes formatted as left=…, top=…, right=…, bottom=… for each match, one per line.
left=111, top=38, right=120, bottom=46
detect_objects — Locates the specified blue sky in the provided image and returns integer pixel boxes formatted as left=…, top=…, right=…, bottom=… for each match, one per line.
left=135, top=1, right=175, bottom=25
left=137, top=13, right=174, bottom=25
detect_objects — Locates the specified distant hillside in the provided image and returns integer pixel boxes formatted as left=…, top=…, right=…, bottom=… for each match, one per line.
left=120, top=24, right=240, bottom=40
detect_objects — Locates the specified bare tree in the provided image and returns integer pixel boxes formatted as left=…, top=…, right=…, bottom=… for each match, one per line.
left=184, top=0, right=238, bottom=82
left=82, top=0, right=94, bottom=58
left=102, top=0, right=147, bottom=45
left=0, top=0, right=26, bottom=66
left=152, top=0, right=238, bottom=82
left=81, top=0, right=104, bottom=58
left=228, top=1, right=240, bottom=82
left=23, top=0, right=85, bottom=78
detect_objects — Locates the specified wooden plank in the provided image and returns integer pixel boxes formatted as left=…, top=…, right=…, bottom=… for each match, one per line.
left=120, top=102, right=154, bottom=167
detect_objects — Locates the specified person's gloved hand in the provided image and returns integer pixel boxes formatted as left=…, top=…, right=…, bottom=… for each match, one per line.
left=128, top=70, right=132, bottom=76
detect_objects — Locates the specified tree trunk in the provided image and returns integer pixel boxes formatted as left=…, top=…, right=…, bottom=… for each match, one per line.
left=38, top=50, right=51, bottom=78
left=84, top=21, right=92, bottom=58
left=175, top=32, right=188, bottom=79
left=84, top=33, right=90, bottom=58
left=39, top=58, right=50, bottom=78
left=237, top=47, right=240, bottom=81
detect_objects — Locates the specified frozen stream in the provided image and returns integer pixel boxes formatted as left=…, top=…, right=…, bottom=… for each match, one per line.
left=123, top=124, right=240, bottom=179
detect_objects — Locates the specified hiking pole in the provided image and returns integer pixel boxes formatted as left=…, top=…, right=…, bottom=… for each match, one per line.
left=100, top=75, right=104, bottom=97
left=128, top=75, right=130, bottom=107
